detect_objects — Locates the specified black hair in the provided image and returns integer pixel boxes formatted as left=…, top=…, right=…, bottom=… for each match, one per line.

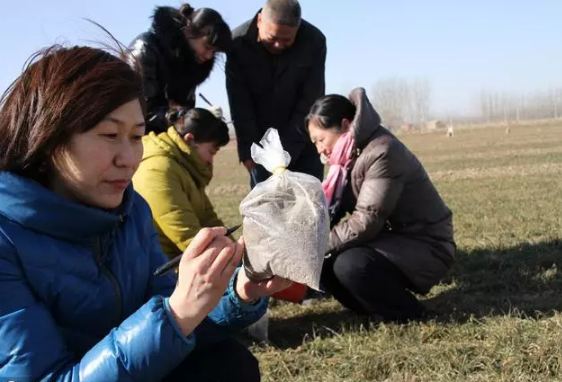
left=305, top=94, right=356, bottom=132
left=179, top=4, right=232, bottom=52
left=167, top=107, right=229, bottom=147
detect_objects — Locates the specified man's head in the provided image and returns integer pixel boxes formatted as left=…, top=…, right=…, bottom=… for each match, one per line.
left=257, top=0, right=301, bottom=54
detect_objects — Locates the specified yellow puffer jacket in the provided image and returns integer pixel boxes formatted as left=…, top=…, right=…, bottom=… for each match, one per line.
left=133, top=127, right=223, bottom=258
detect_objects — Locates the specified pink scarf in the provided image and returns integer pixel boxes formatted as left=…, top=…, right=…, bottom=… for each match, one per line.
left=322, top=132, right=355, bottom=217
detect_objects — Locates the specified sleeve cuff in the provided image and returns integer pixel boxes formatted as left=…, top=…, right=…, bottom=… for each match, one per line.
left=228, top=268, right=268, bottom=313
left=164, top=297, right=197, bottom=346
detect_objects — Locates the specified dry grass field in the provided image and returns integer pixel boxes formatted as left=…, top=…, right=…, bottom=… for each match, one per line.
left=209, top=124, right=562, bottom=382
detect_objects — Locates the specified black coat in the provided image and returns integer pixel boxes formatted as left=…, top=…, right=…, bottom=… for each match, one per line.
left=129, top=7, right=215, bottom=133
left=226, top=13, right=326, bottom=164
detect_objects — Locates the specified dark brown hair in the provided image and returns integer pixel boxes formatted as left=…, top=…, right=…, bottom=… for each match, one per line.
left=0, top=44, right=145, bottom=183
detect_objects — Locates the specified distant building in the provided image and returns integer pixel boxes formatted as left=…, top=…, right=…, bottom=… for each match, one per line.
left=425, top=120, right=447, bottom=130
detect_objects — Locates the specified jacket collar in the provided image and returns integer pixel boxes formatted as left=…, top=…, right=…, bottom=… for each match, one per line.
left=348, top=88, right=383, bottom=149
left=144, top=127, right=213, bottom=188
left=0, top=171, right=134, bottom=242
left=242, top=11, right=261, bottom=45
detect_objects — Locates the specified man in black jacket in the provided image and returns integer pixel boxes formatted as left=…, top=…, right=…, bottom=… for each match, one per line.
left=226, top=0, right=326, bottom=187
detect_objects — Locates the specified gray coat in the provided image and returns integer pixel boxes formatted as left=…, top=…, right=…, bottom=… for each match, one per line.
left=226, top=12, right=326, bottom=164
left=329, top=88, right=455, bottom=294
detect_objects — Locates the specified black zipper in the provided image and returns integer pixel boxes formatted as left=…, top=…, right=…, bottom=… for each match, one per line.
left=93, top=236, right=123, bottom=324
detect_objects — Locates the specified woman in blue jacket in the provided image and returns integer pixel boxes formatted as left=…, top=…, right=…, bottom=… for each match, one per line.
left=0, top=44, right=290, bottom=382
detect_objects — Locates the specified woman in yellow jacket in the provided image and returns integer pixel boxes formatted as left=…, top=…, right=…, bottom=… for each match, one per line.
left=133, top=107, right=229, bottom=258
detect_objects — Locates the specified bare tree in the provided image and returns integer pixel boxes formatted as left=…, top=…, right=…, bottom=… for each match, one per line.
left=371, top=77, right=432, bottom=129
left=411, top=78, right=431, bottom=127
left=372, top=78, right=405, bottom=128
left=479, top=90, right=491, bottom=123
left=475, top=86, right=562, bottom=124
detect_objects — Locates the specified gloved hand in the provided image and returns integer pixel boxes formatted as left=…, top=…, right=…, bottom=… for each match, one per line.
left=208, top=105, right=224, bottom=120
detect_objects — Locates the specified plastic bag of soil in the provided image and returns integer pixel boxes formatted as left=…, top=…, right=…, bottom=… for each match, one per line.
left=239, top=128, right=329, bottom=290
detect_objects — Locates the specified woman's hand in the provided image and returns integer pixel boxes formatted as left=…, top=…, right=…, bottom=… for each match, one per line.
left=168, top=227, right=243, bottom=337
left=235, top=266, right=292, bottom=303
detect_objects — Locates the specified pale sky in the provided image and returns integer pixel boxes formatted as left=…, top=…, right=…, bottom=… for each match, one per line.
left=1, top=0, right=561, bottom=118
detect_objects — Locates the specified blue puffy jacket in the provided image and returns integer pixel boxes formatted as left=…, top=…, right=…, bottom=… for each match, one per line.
left=0, top=171, right=267, bottom=382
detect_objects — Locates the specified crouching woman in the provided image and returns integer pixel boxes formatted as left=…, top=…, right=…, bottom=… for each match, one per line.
left=133, top=107, right=230, bottom=259
left=306, top=88, right=455, bottom=322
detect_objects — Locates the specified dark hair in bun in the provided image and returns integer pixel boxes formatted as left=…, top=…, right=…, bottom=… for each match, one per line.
left=178, top=3, right=232, bottom=53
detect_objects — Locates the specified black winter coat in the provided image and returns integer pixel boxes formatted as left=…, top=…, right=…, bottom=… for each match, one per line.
left=226, top=13, right=326, bottom=163
left=129, top=7, right=215, bottom=133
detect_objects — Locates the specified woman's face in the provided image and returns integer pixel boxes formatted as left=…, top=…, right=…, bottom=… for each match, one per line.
left=194, top=142, right=220, bottom=166
left=188, top=36, right=216, bottom=63
left=308, top=119, right=350, bottom=158
left=50, top=100, right=145, bottom=209
left=184, top=133, right=220, bottom=166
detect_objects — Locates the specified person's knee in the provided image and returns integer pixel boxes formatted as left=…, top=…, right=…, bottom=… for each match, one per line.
left=331, top=249, right=372, bottom=287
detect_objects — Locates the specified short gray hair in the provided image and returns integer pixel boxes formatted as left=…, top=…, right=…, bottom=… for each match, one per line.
left=262, top=0, right=301, bottom=27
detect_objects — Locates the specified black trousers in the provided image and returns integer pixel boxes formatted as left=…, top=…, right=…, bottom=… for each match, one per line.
left=321, top=246, right=426, bottom=323
left=164, top=338, right=260, bottom=382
